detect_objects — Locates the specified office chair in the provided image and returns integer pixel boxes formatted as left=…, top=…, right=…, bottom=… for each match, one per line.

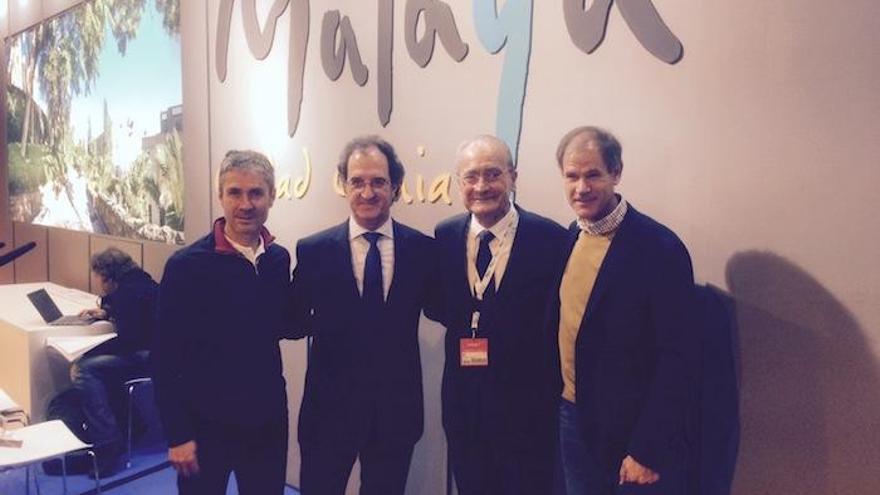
left=123, top=377, right=153, bottom=469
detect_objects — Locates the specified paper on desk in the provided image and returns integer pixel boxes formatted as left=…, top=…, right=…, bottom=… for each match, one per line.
left=0, top=388, right=27, bottom=435
left=0, top=388, right=22, bottom=415
left=45, top=333, right=117, bottom=362
left=0, top=437, right=24, bottom=448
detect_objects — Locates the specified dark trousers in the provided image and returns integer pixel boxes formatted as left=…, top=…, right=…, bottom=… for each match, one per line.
left=559, top=399, right=686, bottom=495
left=448, top=434, right=555, bottom=495
left=70, top=350, right=150, bottom=455
left=178, top=414, right=288, bottom=495
left=300, top=434, right=414, bottom=495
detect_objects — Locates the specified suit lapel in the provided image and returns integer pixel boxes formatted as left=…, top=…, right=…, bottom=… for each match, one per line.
left=476, top=209, right=528, bottom=334
left=493, top=206, right=527, bottom=301
left=582, top=210, right=638, bottom=320
left=331, top=221, right=361, bottom=304
left=452, top=215, right=473, bottom=308
left=386, top=221, right=408, bottom=306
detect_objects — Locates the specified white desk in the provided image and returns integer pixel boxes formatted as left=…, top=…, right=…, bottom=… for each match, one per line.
left=0, top=420, right=91, bottom=468
left=0, top=283, right=113, bottom=422
left=0, top=419, right=101, bottom=494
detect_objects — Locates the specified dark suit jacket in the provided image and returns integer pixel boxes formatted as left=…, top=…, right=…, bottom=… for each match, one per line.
left=432, top=206, right=568, bottom=451
left=290, top=220, right=436, bottom=450
left=548, top=205, right=698, bottom=475
left=690, top=285, right=739, bottom=495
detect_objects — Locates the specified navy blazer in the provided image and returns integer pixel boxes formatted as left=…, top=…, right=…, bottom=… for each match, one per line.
left=290, top=220, right=437, bottom=450
left=432, top=206, right=568, bottom=450
left=548, top=205, right=698, bottom=475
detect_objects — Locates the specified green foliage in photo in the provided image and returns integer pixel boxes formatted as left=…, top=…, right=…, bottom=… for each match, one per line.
left=7, top=142, right=48, bottom=195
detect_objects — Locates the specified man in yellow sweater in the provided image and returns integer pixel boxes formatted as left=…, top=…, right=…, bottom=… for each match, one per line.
left=551, top=126, right=697, bottom=495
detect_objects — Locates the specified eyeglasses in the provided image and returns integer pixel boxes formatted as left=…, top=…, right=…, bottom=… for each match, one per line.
left=346, top=177, right=390, bottom=191
left=458, top=168, right=508, bottom=186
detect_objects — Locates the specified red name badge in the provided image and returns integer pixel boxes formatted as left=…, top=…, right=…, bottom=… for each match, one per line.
left=460, top=338, right=489, bottom=367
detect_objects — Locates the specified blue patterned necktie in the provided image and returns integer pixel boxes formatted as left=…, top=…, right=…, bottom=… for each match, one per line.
left=362, top=232, right=383, bottom=305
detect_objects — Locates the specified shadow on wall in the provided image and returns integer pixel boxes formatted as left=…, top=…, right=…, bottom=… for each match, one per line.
left=725, top=251, right=880, bottom=495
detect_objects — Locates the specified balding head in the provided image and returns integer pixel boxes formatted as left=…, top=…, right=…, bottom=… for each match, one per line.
left=455, top=135, right=514, bottom=173
left=454, top=135, right=517, bottom=228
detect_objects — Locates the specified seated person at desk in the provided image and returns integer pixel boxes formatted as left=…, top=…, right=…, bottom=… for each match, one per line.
left=71, top=248, right=158, bottom=477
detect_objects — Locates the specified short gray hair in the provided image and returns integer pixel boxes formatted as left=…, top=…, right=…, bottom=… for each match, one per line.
left=218, top=149, right=276, bottom=194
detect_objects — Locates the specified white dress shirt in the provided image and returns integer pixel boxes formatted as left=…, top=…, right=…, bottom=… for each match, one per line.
left=349, top=217, right=395, bottom=300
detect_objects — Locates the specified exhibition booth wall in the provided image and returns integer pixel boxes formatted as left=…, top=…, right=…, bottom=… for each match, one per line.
left=2, top=1, right=879, bottom=494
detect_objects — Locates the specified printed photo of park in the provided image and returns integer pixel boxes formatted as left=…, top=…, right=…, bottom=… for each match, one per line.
left=6, top=0, right=184, bottom=244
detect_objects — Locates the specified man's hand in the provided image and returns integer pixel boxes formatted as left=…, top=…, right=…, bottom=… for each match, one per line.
left=79, top=308, right=107, bottom=320
left=169, top=440, right=200, bottom=477
left=619, top=455, right=660, bottom=485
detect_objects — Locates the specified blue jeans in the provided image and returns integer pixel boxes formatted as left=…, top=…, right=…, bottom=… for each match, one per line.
left=559, top=399, right=615, bottom=495
left=559, top=399, right=688, bottom=495
left=70, top=350, right=150, bottom=454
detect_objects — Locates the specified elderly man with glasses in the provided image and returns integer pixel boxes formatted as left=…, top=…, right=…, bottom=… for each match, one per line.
left=429, top=135, right=568, bottom=494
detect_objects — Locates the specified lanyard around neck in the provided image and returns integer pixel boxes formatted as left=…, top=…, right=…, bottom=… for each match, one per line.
left=472, top=214, right=518, bottom=302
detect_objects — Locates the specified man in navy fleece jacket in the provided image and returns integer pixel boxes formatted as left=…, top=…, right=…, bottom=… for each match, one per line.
left=153, top=150, right=291, bottom=494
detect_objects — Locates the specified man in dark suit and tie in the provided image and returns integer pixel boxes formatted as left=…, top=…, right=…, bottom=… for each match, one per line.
left=290, top=136, right=436, bottom=495
left=431, top=135, right=568, bottom=494
left=551, top=126, right=698, bottom=494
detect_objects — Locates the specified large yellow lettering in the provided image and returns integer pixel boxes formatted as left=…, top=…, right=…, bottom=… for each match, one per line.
left=428, top=173, right=452, bottom=205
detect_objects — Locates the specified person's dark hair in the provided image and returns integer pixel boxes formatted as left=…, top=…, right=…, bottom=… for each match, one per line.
left=90, top=248, right=139, bottom=283
left=336, top=135, right=406, bottom=201
left=218, top=149, right=275, bottom=194
left=555, top=126, right=623, bottom=176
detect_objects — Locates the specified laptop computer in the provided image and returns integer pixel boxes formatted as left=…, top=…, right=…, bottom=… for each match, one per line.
left=26, top=289, right=97, bottom=326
